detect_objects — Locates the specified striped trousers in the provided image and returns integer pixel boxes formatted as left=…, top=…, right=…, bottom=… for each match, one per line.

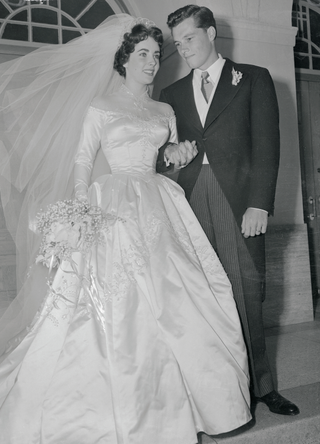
left=189, top=165, right=274, bottom=398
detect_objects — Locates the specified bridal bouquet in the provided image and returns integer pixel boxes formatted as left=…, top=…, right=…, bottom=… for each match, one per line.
left=35, top=199, right=120, bottom=269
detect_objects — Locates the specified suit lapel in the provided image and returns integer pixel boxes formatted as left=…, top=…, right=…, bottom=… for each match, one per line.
left=173, top=72, right=203, bottom=132
left=204, top=59, right=247, bottom=132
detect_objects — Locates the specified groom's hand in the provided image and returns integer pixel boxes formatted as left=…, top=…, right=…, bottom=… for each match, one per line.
left=241, top=208, right=268, bottom=238
left=164, top=140, right=197, bottom=169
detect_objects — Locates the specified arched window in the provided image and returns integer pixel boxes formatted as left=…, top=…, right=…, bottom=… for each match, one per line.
left=292, top=0, right=320, bottom=72
left=0, top=0, right=131, bottom=45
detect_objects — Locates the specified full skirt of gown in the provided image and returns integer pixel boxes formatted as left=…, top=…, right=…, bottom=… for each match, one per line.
left=0, top=170, right=251, bottom=444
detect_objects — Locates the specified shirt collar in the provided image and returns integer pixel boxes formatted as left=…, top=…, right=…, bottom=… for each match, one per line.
left=193, top=54, right=225, bottom=85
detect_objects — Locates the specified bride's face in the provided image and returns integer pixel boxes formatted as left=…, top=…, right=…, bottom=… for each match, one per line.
left=124, top=37, right=160, bottom=86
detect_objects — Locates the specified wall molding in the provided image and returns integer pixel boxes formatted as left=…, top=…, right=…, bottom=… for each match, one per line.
left=217, top=18, right=297, bottom=47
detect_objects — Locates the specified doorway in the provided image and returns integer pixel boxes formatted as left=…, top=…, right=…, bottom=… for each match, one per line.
left=296, top=73, right=320, bottom=303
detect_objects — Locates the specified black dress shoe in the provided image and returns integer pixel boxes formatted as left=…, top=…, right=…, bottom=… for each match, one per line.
left=257, top=390, right=300, bottom=416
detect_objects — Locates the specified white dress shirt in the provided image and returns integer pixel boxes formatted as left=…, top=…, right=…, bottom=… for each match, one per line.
left=193, top=54, right=225, bottom=164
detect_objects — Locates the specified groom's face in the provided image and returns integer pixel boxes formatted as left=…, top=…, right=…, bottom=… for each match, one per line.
left=172, top=17, right=216, bottom=71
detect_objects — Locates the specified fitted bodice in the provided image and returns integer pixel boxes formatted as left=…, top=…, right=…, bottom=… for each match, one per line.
left=75, top=85, right=177, bottom=178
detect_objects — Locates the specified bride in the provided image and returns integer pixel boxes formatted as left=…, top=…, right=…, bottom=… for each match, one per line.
left=0, top=14, right=251, bottom=444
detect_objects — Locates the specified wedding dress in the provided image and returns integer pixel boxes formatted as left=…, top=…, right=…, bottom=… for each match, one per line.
left=0, top=84, right=251, bottom=444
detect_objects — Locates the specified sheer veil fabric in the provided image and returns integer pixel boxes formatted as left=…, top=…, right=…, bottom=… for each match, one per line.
left=0, top=13, right=136, bottom=356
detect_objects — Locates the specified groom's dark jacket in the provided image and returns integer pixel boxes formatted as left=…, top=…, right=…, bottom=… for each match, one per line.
left=159, top=58, right=280, bottom=227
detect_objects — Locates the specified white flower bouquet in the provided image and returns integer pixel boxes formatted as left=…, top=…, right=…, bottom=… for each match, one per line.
left=36, top=199, right=120, bottom=270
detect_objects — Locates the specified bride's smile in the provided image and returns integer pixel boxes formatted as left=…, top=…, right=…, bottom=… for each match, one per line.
left=123, top=37, right=160, bottom=93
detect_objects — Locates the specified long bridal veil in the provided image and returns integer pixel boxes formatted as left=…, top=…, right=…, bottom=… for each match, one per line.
left=0, top=13, right=136, bottom=356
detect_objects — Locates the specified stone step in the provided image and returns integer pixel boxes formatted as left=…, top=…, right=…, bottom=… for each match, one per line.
left=200, top=383, right=320, bottom=444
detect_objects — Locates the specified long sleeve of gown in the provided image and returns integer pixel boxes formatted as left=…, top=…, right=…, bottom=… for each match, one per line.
left=156, top=109, right=179, bottom=173
left=74, top=107, right=104, bottom=201
left=168, top=112, right=178, bottom=145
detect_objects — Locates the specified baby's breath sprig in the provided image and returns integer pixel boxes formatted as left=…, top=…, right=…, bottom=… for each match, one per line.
left=36, top=199, right=123, bottom=269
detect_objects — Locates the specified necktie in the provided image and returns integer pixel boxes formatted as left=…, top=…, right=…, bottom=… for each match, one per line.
left=201, top=71, right=213, bottom=103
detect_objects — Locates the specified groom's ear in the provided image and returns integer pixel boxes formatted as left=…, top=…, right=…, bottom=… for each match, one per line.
left=207, top=26, right=216, bottom=42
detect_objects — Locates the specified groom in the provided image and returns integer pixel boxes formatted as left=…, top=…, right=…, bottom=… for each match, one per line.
left=159, top=4, right=299, bottom=416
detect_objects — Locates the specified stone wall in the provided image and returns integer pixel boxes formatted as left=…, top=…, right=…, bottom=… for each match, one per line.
left=264, top=224, right=314, bottom=327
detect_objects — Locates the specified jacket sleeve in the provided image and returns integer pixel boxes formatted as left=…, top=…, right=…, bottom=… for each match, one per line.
left=247, top=68, right=280, bottom=215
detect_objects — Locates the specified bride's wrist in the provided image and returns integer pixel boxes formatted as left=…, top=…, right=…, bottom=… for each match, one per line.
left=75, top=191, right=88, bottom=202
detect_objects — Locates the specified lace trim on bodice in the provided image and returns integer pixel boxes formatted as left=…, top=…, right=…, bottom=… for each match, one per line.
left=88, top=105, right=175, bottom=125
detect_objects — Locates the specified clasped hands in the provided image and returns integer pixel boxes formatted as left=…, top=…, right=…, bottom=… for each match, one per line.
left=164, top=140, right=198, bottom=170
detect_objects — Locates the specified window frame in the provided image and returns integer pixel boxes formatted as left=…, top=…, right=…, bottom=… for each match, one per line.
left=293, top=0, right=320, bottom=74
left=0, top=0, right=134, bottom=49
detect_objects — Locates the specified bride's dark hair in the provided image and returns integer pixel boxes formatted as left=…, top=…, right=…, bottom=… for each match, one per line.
left=114, top=24, right=163, bottom=77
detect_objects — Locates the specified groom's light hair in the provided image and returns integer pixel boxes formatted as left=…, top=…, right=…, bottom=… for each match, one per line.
left=167, top=4, right=216, bottom=35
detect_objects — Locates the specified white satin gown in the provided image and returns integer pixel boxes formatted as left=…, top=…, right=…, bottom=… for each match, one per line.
left=0, top=84, right=251, bottom=444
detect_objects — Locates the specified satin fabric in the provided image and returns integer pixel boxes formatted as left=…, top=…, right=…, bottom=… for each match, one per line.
left=0, top=85, right=251, bottom=443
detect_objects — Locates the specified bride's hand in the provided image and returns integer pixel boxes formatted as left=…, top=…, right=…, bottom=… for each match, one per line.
left=164, top=140, right=198, bottom=169
left=74, top=189, right=89, bottom=203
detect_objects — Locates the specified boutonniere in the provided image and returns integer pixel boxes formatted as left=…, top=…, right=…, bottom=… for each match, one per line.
left=231, top=67, right=243, bottom=86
